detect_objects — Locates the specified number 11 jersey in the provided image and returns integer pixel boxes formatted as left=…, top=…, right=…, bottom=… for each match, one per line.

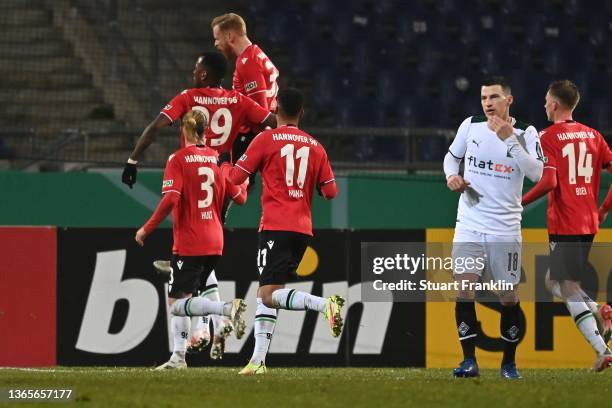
left=540, top=120, right=612, bottom=235
left=236, top=125, right=335, bottom=236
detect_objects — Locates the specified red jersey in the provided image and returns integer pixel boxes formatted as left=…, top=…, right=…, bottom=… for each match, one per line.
left=233, top=44, right=279, bottom=113
left=235, top=125, right=335, bottom=236
left=540, top=120, right=612, bottom=235
left=160, top=87, right=271, bottom=154
left=161, top=145, right=229, bottom=256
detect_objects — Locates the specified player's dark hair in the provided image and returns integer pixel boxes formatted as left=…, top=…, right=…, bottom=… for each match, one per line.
left=199, top=51, right=227, bottom=84
left=482, top=76, right=512, bottom=95
left=548, top=79, right=580, bottom=110
left=277, top=88, right=304, bottom=118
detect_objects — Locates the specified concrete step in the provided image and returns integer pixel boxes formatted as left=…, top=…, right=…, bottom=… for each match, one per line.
left=1, top=56, right=79, bottom=73
left=0, top=88, right=102, bottom=104
left=0, top=8, right=52, bottom=26
left=0, top=26, right=62, bottom=43
left=0, top=70, right=94, bottom=89
left=0, top=101, right=108, bottom=121
left=0, top=40, right=73, bottom=58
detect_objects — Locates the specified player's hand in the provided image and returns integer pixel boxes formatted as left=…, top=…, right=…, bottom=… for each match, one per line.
left=599, top=207, right=608, bottom=225
left=488, top=116, right=513, bottom=140
left=135, top=227, right=147, bottom=246
left=122, top=162, right=138, bottom=188
left=447, top=175, right=470, bottom=193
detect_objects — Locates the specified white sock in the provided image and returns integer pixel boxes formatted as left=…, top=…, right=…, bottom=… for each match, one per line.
left=566, top=294, right=609, bottom=355
left=172, top=297, right=225, bottom=316
left=250, top=298, right=277, bottom=365
left=189, top=316, right=209, bottom=338
left=201, top=270, right=230, bottom=335
left=271, top=288, right=326, bottom=312
left=172, top=315, right=190, bottom=358
left=550, top=282, right=600, bottom=314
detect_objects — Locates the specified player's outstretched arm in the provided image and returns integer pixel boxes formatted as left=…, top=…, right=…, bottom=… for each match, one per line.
left=599, top=184, right=612, bottom=225
left=522, top=167, right=557, bottom=206
left=122, top=114, right=172, bottom=188
left=135, top=192, right=179, bottom=246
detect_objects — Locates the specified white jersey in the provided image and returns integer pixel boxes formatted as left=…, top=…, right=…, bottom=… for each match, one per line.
left=448, top=115, right=542, bottom=235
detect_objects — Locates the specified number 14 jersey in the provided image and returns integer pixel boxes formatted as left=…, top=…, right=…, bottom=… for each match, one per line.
left=236, top=125, right=335, bottom=236
left=540, top=120, right=612, bottom=235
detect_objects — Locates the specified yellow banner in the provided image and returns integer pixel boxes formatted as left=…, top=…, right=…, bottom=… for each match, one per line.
left=425, top=228, right=612, bottom=368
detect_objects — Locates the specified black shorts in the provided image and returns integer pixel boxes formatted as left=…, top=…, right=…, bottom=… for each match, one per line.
left=548, top=234, right=594, bottom=282
left=169, top=254, right=221, bottom=298
left=257, top=230, right=309, bottom=286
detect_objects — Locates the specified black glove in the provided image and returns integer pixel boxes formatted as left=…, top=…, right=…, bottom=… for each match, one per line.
left=122, top=162, right=138, bottom=188
left=217, top=151, right=231, bottom=166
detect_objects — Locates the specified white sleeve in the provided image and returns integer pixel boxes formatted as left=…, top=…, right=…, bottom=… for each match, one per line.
left=443, top=151, right=462, bottom=179
left=447, top=117, right=471, bottom=159
left=506, top=126, right=544, bottom=182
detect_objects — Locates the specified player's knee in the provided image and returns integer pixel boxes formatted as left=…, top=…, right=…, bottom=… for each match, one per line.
left=560, top=280, right=580, bottom=298
left=261, top=294, right=274, bottom=308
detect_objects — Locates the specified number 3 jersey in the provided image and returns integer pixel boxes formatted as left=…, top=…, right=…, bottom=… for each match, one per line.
left=236, top=125, right=335, bottom=236
left=448, top=115, right=542, bottom=235
left=540, top=120, right=612, bottom=235
left=161, top=86, right=271, bottom=154
left=162, top=145, right=230, bottom=256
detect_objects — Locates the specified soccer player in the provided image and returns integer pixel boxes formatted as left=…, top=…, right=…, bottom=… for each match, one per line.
left=122, top=51, right=275, bottom=358
left=522, top=80, right=612, bottom=372
left=135, top=110, right=248, bottom=369
left=444, top=76, right=544, bottom=379
left=211, top=13, right=279, bottom=163
left=228, top=88, right=343, bottom=375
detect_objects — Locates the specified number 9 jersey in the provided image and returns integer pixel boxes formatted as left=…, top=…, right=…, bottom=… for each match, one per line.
left=161, top=87, right=272, bottom=154
left=540, top=120, right=612, bottom=235
left=235, top=125, right=335, bottom=236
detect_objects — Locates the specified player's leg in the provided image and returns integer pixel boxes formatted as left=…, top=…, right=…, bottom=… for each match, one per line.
left=155, top=255, right=196, bottom=370
left=451, top=230, right=484, bottom=378
left=202, top=269, right=238, bottom=360
left=170, top=256, right=246, bottom=330
left=548, top=235, right=611, bottom=371
left=260, top=232, right=344, bottom=336
left=487, top=234, right=523, bottom=379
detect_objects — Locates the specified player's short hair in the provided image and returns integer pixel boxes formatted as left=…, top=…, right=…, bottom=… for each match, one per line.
left=548, top=80, right=580, bottom=110
left=182, top=110, right=207, bottom=141
left=198, top=51, right=227, bottom=84
left=482, top=76, right=512, bottom=95
left=211, top=13, right=247, bottom=36
left=277, top=88, right=304, bottom=118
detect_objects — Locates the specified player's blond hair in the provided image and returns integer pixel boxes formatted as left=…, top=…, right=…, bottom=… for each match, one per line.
left=211, top=13, right=247, bottom=36
left=182, top=110, right=207, bottom=143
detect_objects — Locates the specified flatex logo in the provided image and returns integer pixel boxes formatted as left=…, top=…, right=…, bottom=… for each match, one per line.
left=466, top=155, right=514, bottom=174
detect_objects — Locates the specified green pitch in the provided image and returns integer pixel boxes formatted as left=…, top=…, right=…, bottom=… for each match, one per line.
left=1, top=367, right=610, bottom=407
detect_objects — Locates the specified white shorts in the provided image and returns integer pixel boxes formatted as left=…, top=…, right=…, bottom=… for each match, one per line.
left=452, top=228, right=522, bottom=286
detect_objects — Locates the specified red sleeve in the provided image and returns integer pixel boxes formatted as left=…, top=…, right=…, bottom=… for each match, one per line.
left=597, top=132, right=612, bottom=169
left=160, top=90, right=189, bottom=123
left=236, top=61, right=269, bottom=110
left=602, top=185, right=612, bottom=212
left=161, top=153, right=183, bottom=195
left=143, top=192, right=179, bottom=234
left=317, top=149, right=335, bottom=185
left=221, top=163, right=247, bottom=205
left=540, top=132, right=558, bottom=170
left=234, top=133, right=266, bottom=175
left=240, top=94, right=271, bottom=126
left=522, top=167, right=557, bottom=206
left=320, top=181, right=337, bottom=200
